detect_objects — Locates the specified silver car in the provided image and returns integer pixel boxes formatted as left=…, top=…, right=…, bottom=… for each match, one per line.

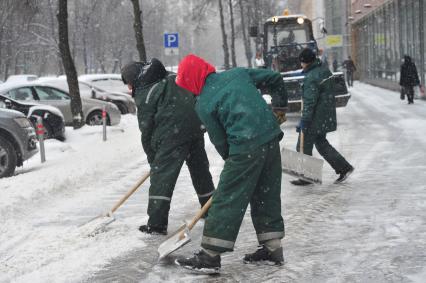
left=0, top=108, right=38, bottom=178
left=0, top=82, right=121, bottom=126
left=38, top=77, right=136, bottom=114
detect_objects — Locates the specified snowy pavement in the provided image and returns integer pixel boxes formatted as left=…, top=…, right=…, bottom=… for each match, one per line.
left=1, top=82, right=426, bottom=282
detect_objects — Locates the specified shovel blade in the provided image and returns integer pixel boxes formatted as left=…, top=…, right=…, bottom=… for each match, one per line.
left=78, top=215, right=116, bottom=237
left=281, top=147, right=323, bottom=184
left=158, top=224, right=191, bottom=260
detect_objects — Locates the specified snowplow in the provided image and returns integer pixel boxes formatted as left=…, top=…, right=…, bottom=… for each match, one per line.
left=250, top=11, right=351, bottom=112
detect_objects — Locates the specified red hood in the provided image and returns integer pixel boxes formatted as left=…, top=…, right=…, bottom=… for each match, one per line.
left=176, top=54, right=216, bottom=95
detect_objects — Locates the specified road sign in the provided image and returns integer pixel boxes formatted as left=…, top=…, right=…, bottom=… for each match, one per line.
left=164, top=33, right=179, bottom=48
left=164, top=33, right=179, bottom=56
left=165, top=48, right=179, bottom=56
left=326, top=35, right=343, bottom=48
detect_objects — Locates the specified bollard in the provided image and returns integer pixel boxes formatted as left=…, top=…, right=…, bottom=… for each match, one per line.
left=36, top=116, right=46, bottom=163
left=102, top=105, right=107, bottom=141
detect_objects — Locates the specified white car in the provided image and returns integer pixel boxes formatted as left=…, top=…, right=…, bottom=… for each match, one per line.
left=6, top=75, right=38, bottom=83
left=0, top=82, right=121, bottom=126
left=79, top=74, right=131, bottom=96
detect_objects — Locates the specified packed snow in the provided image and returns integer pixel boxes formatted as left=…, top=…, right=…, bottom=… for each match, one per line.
left=1, top=82, right=426, bottom=282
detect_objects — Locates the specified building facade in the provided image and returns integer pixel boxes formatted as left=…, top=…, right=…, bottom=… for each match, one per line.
left=351, top=0, right=425, bottom=89
left=323, top=0, right=351, bottom=69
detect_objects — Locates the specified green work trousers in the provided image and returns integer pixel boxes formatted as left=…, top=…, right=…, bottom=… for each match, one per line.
left=297, top=132, right=352, bottom=174
left=201, top=138, right=284, bottom=253
left=147, top=137, right=215, bottom=229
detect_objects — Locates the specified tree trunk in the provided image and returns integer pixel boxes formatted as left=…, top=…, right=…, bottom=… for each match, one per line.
left=238, top=0, right=252, bottom=68
left=130, top=0, right=147, bottom=62
left=228, top=0, right=237, bottom=67
left=218, top=0, right=230, bottom=70
left=57, top=0, right=84, bottom=129
left=253, top=0, right=261, bottom=53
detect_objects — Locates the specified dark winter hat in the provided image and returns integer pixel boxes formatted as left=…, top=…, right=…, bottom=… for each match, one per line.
left=121, top=58, right=167, bottom=87
left=299, top=48, right=317, bottom=64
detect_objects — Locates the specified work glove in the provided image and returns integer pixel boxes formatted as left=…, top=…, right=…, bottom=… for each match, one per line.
left=296, top=120, right=311, bottom=133
left=272, top=107, right=287, bottom=125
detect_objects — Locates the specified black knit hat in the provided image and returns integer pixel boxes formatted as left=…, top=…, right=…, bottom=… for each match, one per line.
left=299, top=48, right=317, bottom=64
left=121, top=58, right=167, bottom=87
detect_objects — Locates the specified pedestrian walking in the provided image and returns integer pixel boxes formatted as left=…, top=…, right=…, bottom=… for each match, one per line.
left=291, top=48, right=354, bottom=186
left=343, top=56, right=356, bottom=87
left=174, top=54, right=288, bottom=274
left=332, top=59, right=338, bottom=73
left=120, top=59, right=215, bottom=235
left=399, top=55, right=420, bottom=104
left=318, top=48, right=329, bottom=68
left=254, top=51, right=265, bottom=68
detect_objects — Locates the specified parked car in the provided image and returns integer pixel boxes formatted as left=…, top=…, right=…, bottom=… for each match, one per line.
left=39, top=77, right=136, bottom=114
left=0, top=82, right=121, bottom=126
left=79, top=74, right=131, bottom=96
left=0, top=108, right=38, bottom=178
left=6, top=75, right=38, bottom=83
left=0, top=94, right=66, bottom=141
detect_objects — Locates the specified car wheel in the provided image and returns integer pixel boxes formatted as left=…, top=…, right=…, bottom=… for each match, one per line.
left=86, top=111, right=110, bottom=126
left=0, top=136, right=17, bottom=178
left=115, top=102, right=128, bottom=115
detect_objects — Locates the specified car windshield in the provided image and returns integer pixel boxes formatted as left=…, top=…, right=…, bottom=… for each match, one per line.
left=35, top=86, right=70, bottom=100
left=266, top=22, right=310, bottom=47
left=5, top=87, right=34, bottom=101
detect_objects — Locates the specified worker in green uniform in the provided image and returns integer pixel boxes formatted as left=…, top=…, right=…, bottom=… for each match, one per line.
left=291, top=48, right=354, bottom=186
left=174, top=54, right=288, bottom=274
left=121, top=59, right=215, bottom=235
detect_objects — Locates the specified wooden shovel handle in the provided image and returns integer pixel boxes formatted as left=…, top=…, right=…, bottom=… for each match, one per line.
left=110, top=171, right=150, bottom=214
left=187, top=196, right=213, bottom=231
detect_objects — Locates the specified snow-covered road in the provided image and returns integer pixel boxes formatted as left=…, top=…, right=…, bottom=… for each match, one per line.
left=1, top=82, right=425, bottom=282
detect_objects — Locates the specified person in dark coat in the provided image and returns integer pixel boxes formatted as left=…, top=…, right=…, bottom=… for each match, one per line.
left=332, top=59, right=338, bottom=73
left=174, top=54, right=288, bottom=274
left=121, top=59, right=215, bottom=235
left=399, top=55, right=420, bottom=104
left=343, top=56, right=356, bottom=87
left=291, top=48, right=354, bottom=186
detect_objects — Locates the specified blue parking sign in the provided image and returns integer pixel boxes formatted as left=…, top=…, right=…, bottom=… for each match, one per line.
left=164, top=33, right=179, bottom=48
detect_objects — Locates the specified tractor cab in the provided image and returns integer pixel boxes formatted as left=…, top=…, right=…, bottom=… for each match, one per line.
left=264, top=15, right=318, bottom=74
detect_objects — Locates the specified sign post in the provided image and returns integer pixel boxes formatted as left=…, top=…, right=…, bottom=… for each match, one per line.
left=164, top=33, right=179, bottom=71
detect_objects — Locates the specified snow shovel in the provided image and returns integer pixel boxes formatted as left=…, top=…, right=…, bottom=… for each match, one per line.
left=157, top=196, right=212, bottom=260
left=79, top=171, right=150, bottom=236
left=281, top=131, right=323, bottom=184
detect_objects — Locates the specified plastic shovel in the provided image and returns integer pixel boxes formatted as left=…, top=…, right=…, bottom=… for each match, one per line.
left=79, top=171, right=150, bottom=236
left=281, top=133, right=324, bottom=184
left=158, top=197, right=212, bottom=260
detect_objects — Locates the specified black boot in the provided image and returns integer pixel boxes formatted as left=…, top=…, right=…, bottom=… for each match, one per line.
left=243, top=245, right=284, bottom=265
left=290, top=179, right=313, bottom=186
left=334, top=166, right=355, bottom=184
left=175, top=250, right=221, bottom=274
left=139, top=224, right=167, bottom=235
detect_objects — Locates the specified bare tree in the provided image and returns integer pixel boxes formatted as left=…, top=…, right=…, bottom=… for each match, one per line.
left=130, top=0, right=147, bottom=62
left=228, top=0, right=237, bottom=67
left=238, top=0, right=252, bottom=67
left=218, top=0, right=230, bottom=69
left=57, top=0, right=84, bottom=129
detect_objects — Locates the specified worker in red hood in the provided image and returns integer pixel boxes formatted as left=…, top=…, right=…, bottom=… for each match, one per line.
left=174, top=54, right=288, bottom=274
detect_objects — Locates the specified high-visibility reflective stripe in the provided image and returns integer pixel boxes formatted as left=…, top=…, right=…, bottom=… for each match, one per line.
left=257, top=231, right=284, bottom=242
left=145, top=82, right=160, bottom=104
left=197, top=191, right=214, bottom=198
left=149, top=196, right=171, bottom=201
left=202, top=236, right=234, bottom=249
